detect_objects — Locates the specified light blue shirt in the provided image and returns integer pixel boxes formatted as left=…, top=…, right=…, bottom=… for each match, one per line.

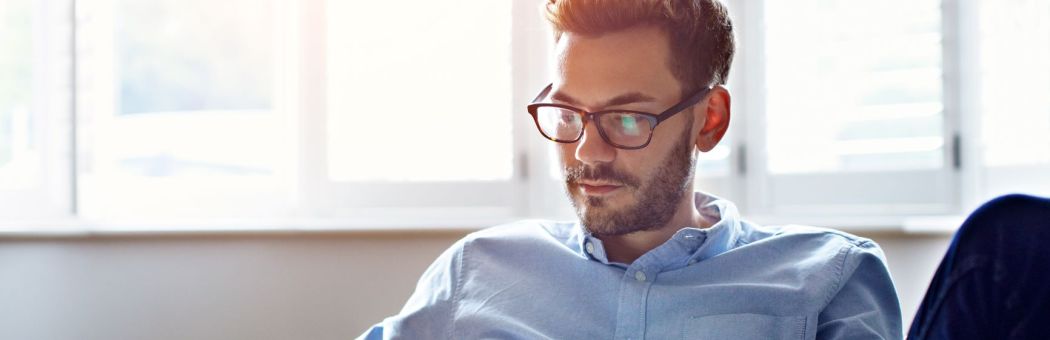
left=359, top=193, right=902, bottom=339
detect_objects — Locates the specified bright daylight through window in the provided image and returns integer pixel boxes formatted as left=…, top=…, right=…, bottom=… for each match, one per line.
left=325, top=0, right=513, bottom=182
left=75, top=0, right=291, bottom=219
left=765, top=0, right=944, bottom=174
left=0, top=0, right=36, bottom=193
left=0, top=0, right=1048, bottom=229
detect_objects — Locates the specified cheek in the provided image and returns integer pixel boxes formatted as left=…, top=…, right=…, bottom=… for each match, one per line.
left=556, top=144, right=577, bottom=165
left=651, top=124, right=686, bottom=148
left=619, top=145, right=671, bottom=180
left=618, top=155, right=650, bottom=178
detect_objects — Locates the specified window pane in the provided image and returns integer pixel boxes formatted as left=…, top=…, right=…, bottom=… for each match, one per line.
left=765, top=0, right=944, bottom=174
left=0, top=0, right=36, bottom=191
left=326, top=0, right=513, bottom=182
left=77, top=0, right=290, bottom=218
left=116, top=2, right=271, bottom=114
left=979, top=0, right=1050, bottom=167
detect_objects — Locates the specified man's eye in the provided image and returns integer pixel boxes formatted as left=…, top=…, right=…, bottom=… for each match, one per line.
left=561, top=112, right=579, bottom=124
left=616, top=114, right=641, bottom=134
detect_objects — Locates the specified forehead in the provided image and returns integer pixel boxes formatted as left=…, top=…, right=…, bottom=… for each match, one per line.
left=553, top=25, right=680, bottom=104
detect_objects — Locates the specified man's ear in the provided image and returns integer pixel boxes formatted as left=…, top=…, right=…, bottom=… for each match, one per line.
left=695, top=85, right=730, bottom=152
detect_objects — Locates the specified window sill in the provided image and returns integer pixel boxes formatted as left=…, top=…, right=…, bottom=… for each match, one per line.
left=0, top=214, right=966, bottom=239
left=0, top=216, right=502, bottom=238
left=749, top=214, right=965, bottom=235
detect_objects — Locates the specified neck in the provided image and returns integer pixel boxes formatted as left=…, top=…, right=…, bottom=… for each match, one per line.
left=596, top=193, right=711, bottom=264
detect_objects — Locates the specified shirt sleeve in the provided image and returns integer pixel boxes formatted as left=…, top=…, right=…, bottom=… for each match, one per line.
left=816, top=240, right=903, bottom=340
left=356, top=239, right=465, bottom=340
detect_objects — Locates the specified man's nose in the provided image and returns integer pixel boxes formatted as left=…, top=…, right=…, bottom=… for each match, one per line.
left=574, top=121, right=615, bottom=165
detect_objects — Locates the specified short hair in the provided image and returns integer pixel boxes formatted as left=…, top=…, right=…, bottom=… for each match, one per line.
left=544, top=0, right=735, bottom=97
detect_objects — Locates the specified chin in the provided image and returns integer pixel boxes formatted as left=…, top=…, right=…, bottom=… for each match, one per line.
left=574, top=191, right=617, bottom=209
left=576, top=196, right=624, bottom=221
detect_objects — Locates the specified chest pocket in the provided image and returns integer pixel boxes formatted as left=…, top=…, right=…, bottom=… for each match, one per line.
left=682, top=313, right=806, bottom=340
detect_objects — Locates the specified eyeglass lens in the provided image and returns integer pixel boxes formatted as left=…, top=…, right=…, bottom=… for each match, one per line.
left=533, top=106, right=653, bottom=147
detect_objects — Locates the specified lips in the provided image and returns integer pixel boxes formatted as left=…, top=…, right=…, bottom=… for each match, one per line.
left=576, top=181, right=623, bottom=196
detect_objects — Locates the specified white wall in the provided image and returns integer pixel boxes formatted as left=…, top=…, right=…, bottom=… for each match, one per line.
left=0, top=230, right=951, bottom=339
left=0, top=232, right=461, bottom=340
left=865, top=232, right=954, bottom=329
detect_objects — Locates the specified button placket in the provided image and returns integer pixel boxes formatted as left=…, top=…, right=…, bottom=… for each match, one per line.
left=614, top=264, right=653, bottom=340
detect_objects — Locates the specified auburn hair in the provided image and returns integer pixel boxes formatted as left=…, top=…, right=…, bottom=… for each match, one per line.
left=544, top=0, right=735, bottom=97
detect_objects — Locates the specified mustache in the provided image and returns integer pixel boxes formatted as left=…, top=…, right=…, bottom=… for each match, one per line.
left=564, top=164, right=640, bottom=188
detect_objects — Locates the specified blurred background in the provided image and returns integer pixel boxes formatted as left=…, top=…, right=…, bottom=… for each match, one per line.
left=1, top=0, right=1048, bottom=338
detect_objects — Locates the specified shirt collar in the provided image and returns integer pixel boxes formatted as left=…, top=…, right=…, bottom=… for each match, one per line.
left=573, top=191, right=745, bottom=269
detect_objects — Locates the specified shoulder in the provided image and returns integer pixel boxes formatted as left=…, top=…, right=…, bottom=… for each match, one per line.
left=747, top=223, right=894, bottom=306
left=741, top=222, right=884, bottom=257
left=462, top=219, right=576, bottom=245
left=736, top=223, right=890, bottom=292
left=410, top=220, right=572, bottom=290
left=466, top=219, right=572, bottom=239
left=451, top=219, right=580, bottom=258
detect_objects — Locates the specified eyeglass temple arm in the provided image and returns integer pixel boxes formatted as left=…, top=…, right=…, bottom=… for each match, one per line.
left=532, top=83, right=554, bottom=103
left=654, top=86, right=714, bottom=123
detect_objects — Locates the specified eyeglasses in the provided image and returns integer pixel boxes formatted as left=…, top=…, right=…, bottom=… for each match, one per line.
left=527, top=83, right=713, bottom=149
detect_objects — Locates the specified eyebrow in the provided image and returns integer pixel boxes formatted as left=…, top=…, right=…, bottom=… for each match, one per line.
left=550, top=90, right=658, bottom=110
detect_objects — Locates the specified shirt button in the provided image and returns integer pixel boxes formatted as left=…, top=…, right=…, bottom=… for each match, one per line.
left=634, top=271, right=647, bottom=282
left=585, top=242, right=595, bottom=255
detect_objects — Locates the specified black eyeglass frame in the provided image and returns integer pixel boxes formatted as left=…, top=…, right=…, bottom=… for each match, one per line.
left=526, top=83, right=713, bottom=150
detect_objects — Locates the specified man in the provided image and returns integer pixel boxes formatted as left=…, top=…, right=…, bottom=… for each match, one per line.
left=359, top=0, right=902, bottom=338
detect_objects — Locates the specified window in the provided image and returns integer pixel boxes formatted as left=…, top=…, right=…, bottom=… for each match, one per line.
left=978, top=0, right=1050, bottom=198
left=766, top=0, right=944, bottom=174
left=730, top=0, right=1050, bottom=223
left=3, top=0, right=1049, bottom=230
left=0, top=0, right=73, bottom=220
left=0, top=0, right=35, bottom=192
left=326, top=0, right=512, bottom=183
left=752, top=0, right=957, bottom=218
left=75, top=0, right=292, bottom=219
left=306, top=0, right=519, bottom=221
left=68, top=0, right=520, bottom=222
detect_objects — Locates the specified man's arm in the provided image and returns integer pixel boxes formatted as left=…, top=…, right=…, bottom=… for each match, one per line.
left=356, top=239, right=464, bottom=340
left=817, top=240, right=903, bottom=340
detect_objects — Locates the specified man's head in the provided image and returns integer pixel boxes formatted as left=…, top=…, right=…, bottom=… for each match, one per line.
left=538, top=0, right=734, bottom=236
left=545, top=0, right=734, bottom=97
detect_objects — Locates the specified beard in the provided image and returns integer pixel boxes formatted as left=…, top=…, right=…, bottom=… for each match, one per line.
left=564, top=122, right=696, bottom=237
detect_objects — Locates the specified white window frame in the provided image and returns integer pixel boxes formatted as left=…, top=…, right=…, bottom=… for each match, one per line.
left=72, top=0, right=298, bottom=220
left=0, top=0, right=74, bottom=221
left=3, top=0, right=1050, bottom=233
left=291, top=0, right=543, bottom=225
left=964, top=0, right=1050, bottom=205
left=731, top=0, right=963, bottom=229
left=727, top=0, right=1050, bottom=231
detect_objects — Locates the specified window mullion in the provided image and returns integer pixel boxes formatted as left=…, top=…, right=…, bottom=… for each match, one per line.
left=738, top=0, right=769, bottom=216
left=943, top=0, right=983, bottom=214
